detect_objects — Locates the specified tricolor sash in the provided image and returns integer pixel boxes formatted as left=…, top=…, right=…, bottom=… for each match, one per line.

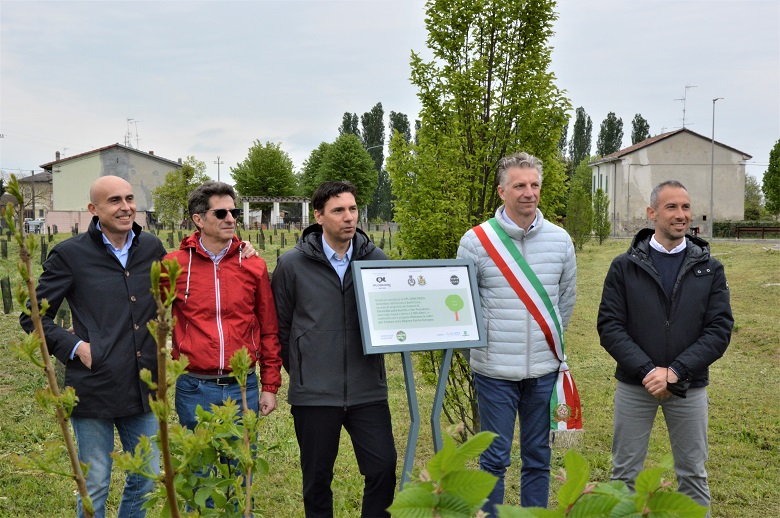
left=473, top=218, right=583, bottom=439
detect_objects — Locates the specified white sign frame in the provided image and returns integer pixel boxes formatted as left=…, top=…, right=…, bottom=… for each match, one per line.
left=352, top=259, right=487, bottom=354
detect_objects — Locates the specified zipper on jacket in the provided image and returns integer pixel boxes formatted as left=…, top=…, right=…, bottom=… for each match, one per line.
left=213, top=261, right=226, bottom=373
left=521, top=237, right=533, bottom=379
left=342, top=273, right=349, bottom=410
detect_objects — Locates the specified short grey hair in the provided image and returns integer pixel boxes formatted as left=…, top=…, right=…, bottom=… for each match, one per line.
left=649, top=180, right=687, bottom=210
left=497, top=152, right=543, bottom=188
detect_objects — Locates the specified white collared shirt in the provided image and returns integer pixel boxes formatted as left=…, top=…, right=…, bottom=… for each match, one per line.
left=650, top=234, right=687, bottom=254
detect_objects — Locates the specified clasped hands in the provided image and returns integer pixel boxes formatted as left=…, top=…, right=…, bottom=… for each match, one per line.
left=642, top=367, right=679, bottom=400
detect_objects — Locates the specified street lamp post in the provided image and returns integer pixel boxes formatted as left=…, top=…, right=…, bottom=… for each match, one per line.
left=709, top=97, right=723, bottom=237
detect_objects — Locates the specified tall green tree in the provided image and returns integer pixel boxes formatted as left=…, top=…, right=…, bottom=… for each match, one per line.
left=387, top=0, right=569, bottom=437
left=338, top=112, right=360, bottom=138
left=318, top=133, right=377, bottom=207
left=231, top=141, right=296, bottom=198
left=299, top=142, right=331, bottom=198
left=566, top=158, right=593, bottom=250
left=362, top=103, right=389, bottom=220
left=762, top=139, right=780, bottom=217
left=152, top=156, right=210, bottom=228
left=631, top=113, right=651, bottom=144
left=593, top=187, right=611, bottom=244
left=389, top=111, right=413, bottom=143
left=390, top=0, right=570, bottom=259
left=361, top=103, right=385, bottom=172
left=596, top=111, right=624, bottom=156
left=744, top=174, right=765, bottom=221
left=568, top=107, right=592, bottom=176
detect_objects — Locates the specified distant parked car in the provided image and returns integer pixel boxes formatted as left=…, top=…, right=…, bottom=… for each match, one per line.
left=24, top=218, right=46, bottom=234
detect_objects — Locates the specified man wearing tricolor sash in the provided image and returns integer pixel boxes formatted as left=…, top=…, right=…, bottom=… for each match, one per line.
left=457, top=152, right=578, bottom=514
left=597, top=180, right=733, bottom=513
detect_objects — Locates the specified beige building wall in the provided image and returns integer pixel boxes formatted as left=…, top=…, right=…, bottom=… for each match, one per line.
left=51, top=146, right=180, bottom=212
left=592, top=131, right=746, bottom=237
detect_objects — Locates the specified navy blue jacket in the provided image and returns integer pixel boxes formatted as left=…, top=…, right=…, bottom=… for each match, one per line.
left=21, top=217, right=166, bottom=418
left=597, top=228, right=733, bottom=388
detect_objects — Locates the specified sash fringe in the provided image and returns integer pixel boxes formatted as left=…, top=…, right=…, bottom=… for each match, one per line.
left=549, top=429, right=584, bottom=449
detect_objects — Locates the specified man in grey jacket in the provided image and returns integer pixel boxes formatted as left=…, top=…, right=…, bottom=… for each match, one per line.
left=457, top=152, right=577, bottom=514
left=271, top=181, right=397, bottom=517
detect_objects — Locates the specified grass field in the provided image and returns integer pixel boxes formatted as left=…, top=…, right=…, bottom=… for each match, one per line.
left=0, top=229, right=778, bottom=517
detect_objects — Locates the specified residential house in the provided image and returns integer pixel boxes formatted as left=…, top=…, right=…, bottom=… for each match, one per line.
left=40, top=144, right=182, bottom=232
left=17, top=171, right=53, bottom=220
left=589, top=128, right=751, bottom=237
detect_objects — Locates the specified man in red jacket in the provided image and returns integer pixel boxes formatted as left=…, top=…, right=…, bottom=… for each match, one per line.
left=164, top=181, right=282, bottom=429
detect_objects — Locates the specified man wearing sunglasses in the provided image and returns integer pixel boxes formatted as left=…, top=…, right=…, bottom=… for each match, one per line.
left=164, top=181, right=282, bottom=432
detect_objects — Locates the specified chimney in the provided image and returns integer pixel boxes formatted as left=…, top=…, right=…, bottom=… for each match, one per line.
left=149, top=150, right=155, bottom=155
left=56, top=151, right=61, bottom=160
left=178, top=158, right=182, bottom=164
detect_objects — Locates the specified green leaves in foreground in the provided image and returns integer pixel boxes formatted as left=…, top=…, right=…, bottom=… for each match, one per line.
left=388, top=430, right=498, bottom=517
left=498, top=451, right=707, bottom=518
left=389, top=433, right=708, bottom=518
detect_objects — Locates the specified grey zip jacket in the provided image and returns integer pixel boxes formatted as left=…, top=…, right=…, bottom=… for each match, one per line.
left=271, top=225, right=389, bottom=407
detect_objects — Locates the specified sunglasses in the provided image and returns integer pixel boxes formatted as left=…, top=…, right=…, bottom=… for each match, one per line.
left=204, top=208, right=242, bottom=219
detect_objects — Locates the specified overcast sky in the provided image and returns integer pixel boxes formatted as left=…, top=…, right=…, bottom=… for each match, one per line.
left=1, top=0, right=778, bottom=184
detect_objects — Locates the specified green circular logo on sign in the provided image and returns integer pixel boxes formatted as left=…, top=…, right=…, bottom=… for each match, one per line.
left=396, top=331, right=407, bottom=342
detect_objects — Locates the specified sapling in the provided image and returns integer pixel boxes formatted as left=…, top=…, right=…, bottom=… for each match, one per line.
left=6, top=174, right=94, bottom=518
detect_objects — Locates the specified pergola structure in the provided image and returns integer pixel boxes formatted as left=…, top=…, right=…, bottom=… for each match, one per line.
left=238, top=196, right=310, bottom=228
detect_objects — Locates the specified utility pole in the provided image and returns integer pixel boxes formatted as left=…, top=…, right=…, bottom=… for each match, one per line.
left=214, top=156, right=224, bottom=182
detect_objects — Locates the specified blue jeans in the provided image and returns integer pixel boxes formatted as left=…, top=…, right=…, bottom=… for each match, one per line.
left=474, top=371, right=556, bottom=515
left=71, top=412, right=160, bottom=518
left=175, top=371, right=259, bottom=430
left=175, top=372, right=259, bottom=510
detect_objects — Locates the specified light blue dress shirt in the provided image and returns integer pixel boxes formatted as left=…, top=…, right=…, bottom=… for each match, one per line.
left=322, top=236, right=353, bottom=284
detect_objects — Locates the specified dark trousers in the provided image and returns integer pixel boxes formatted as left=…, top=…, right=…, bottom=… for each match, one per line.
left=291, top=402, right=397, bottom=518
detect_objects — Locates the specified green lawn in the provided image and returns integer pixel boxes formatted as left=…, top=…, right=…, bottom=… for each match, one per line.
left=0, top=230, right=777, bottom=516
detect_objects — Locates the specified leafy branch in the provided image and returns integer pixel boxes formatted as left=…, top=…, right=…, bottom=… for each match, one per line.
left=6, top=174, right=94, bottom=518
left=389, top=423, right=708, bottom=518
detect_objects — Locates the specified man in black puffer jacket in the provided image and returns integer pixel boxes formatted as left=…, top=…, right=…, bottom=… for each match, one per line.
left=272, top=181, right=396, bottom=518
left=597, top=180, right=733, bottom=513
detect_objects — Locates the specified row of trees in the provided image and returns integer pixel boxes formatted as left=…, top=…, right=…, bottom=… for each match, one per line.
left=151, top=104, right=418, bottom=229
left=559, top=107, right=651, bottom=177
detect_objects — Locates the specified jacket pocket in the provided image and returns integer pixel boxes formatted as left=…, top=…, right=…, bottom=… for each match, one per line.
left=293, top=329, right=344, bottom=395
left=85, top=328, right=108, bottom=372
